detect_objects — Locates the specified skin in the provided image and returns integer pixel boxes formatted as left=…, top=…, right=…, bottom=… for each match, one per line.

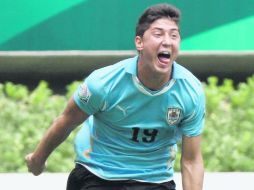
left=25, top=98, right=88, bottom=175
left=181, top=135, right=204, bottom=190
left=136, top=17, right=204, bottom=190
left=135, top=18, right=180, bottom=90
left=26, top=17, right=204, bottom=190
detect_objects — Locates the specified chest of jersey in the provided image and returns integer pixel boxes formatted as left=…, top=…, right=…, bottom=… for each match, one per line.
left=94, top=76, right=185, bottom=146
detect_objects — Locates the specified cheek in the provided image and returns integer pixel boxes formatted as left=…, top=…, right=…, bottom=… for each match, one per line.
left=173, top=41, right=180, bottom=51
left=144, top=39, right=160, bottom=51
left=143, top=35, right=161, bottom=45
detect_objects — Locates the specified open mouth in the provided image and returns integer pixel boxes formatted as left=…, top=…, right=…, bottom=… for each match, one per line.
left=157, top=51, right=171, bottom=64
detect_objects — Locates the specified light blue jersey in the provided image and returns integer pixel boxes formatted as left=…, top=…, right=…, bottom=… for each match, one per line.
left=73, top=56, right=206, bottom=183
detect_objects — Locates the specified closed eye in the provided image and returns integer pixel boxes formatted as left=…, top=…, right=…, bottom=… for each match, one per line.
left=153, top=33, right=162, bottom=37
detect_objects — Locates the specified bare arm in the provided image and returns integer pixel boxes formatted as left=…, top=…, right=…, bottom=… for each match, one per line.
left=181, top=135, right=204, bottom=190
left=25, top=97, right=89, bottom=175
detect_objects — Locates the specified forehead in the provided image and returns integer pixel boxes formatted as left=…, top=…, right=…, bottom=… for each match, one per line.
left=149, top=17, right=179, bottom=32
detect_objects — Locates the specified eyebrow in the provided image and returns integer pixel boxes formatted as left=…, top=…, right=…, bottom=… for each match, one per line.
left=152, top=27, right=179, bottom=32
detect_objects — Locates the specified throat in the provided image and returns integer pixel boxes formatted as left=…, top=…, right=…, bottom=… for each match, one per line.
left=137, top=73, right=171, bottom=91
left=137, top=57, right=172, bottom=90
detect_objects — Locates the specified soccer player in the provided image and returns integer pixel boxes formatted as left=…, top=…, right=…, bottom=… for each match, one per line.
left=26, top=3, right=206, bottom=190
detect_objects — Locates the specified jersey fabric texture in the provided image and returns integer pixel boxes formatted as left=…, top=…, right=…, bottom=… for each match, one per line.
left=73, top=56, right=206, bottom=183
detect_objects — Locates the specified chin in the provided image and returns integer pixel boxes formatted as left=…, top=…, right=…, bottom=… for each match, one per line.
left=154, top=66, right=171, bottom=75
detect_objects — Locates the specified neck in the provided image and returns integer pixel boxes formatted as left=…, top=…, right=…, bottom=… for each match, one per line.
left=137, top=59, right=172, bottom=91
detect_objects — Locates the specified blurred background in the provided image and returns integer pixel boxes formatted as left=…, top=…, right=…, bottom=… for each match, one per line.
left=0, top=0, right=254, bottom=178
left=1, top=0, right=254, bottom=89
left=1, top=0, right=253, bottom=50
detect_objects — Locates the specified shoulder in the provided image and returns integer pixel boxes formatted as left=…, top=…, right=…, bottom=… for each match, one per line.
left=86, top=57, right=136, bottom=91
left=172, top=64, right=205, bottom=134
left=173, top=63, right=205, bottom=114
left=173, top=62, right=203, bottom=94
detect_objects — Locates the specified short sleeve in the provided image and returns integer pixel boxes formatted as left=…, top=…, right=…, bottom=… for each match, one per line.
left=73, top=76, right=106, bottom=115
left=179, top=90, right=206, bottom=137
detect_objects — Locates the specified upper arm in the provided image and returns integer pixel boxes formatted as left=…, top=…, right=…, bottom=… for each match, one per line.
left=60, top=97, right=89, bottom=131
left=181, top=132, right=204, bottom=190
left=181, top=135, right=202, bottom=161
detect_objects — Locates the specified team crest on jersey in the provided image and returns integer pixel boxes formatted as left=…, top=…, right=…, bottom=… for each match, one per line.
left=167, top=107, right=181, bottom=125
left=78, top=83, right=91, bottom=103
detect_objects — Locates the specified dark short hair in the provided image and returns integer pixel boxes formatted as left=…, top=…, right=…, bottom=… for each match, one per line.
left=136, top=4, right=181, bottom=37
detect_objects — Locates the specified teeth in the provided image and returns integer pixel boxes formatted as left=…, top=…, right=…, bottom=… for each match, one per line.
left=161, top=51, right=170, bottom=55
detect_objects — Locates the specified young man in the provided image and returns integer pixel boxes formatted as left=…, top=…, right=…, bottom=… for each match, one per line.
left=26, top=3, right=205, bottom=190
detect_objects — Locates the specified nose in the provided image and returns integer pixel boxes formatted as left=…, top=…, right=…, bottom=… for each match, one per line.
left=162, top=34, right=171, bottom=46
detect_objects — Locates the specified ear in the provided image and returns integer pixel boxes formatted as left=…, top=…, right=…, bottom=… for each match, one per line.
left=135, top=36, right=144, bottom=51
